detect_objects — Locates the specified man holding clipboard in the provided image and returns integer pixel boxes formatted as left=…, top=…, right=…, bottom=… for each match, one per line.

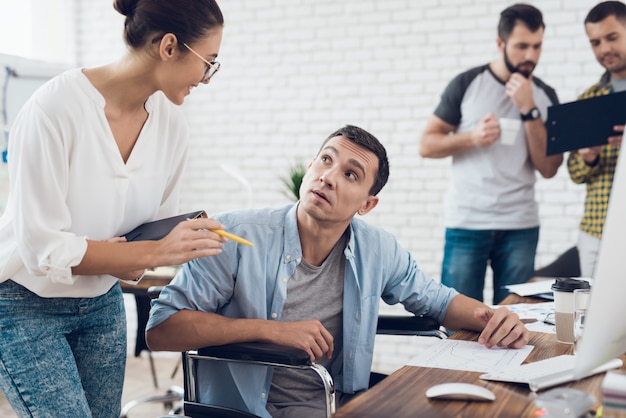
left=568, top=1, right=626, bottom=277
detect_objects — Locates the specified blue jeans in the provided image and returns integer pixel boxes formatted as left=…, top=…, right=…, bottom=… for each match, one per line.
left=0, top=280, right=126, bottom=418
left=441, top=227, right=539, bottom=304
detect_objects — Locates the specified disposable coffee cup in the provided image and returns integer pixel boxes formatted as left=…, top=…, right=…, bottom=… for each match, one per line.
left=498, top=118, right=522, bottom=145
left=551, top=278, right=591, bottom=344
left=573, top=288, right=591, bottom=353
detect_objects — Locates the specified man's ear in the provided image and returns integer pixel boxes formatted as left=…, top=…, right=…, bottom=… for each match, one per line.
left=496, top=36, right=504, bottom=51
left=357, top=195, right=379, bottom=216
left=159, top=33, right=178, bottom=60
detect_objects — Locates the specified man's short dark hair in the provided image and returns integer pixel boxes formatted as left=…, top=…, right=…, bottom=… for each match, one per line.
left=318, top=125, right=390, bottom=196
left=498, top=3, right=545, bottom=42
left=585, top=1, right=626, bottom=25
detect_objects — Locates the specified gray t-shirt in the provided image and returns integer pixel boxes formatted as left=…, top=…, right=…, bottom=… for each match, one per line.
left=266, top=233, right=346, bottom=416
left=434, top=64, right=559, bottom=229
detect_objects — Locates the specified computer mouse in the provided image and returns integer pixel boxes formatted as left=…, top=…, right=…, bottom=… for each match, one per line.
left=425, top=382, right=495, bottom=401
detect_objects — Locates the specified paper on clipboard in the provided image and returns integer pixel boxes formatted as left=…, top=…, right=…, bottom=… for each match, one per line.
left=546, top=90, right=626, bottom=155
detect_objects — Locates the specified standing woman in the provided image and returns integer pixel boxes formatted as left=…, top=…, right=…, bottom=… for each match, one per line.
left=0, top=0, right=225, bottom=416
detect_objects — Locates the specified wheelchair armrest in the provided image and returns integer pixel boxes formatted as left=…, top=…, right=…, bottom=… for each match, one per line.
left=195, top=342, right=312, bottom=367
left=376, top=315, right=443, bottom=336
left=186, top=344, right=335, bottom=416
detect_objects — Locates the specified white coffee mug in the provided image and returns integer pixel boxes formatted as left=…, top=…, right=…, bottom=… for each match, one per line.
left=498, top=118, right=522, bottom=146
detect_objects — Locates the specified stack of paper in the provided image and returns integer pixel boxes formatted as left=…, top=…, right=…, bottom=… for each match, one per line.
left=602, top=371, right=626, bottom=415
left=505, top=278, right=593, bottom=299
left=505, top=281, right=554, bottom=298
left=480, top=355, right=623, bottom=392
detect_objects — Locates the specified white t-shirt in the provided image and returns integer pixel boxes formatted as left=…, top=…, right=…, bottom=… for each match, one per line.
left=0, top=68, right=189, bottom=297
left=433, top=64, right=559, bottom=229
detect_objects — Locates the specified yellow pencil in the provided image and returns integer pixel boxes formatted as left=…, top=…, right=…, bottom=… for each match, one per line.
left=213, top=229, right=254, bottom=246
left=186, top=216, right=254, bottom=246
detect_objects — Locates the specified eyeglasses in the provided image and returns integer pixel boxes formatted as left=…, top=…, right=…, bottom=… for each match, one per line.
left=543, top=312, right=556, bottom=326
left=182, top=42, right=221, bottom=82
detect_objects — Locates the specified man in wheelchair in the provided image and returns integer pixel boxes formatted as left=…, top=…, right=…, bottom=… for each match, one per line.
left=146, top=125, right=529, bottom=418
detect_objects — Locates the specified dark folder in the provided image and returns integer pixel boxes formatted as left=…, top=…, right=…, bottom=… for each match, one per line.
left=546, top=90, right=626, bottom=155
left=123, top=210, right=206, bottom=241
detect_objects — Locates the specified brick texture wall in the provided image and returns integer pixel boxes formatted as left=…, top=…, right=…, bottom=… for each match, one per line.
left=77, top=0, right=605, bottom=372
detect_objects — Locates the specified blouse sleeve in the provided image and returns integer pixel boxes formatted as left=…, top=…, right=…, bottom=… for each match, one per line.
left=8, top=99, right=87, bottom=285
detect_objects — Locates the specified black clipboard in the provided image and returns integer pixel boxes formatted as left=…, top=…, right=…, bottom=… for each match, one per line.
left=123, top=210, right=206, bottom=241
left=546, top=90, right=626, bottom=155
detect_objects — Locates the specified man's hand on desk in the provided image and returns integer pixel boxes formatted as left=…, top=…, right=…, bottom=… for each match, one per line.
left=475, top=307, right=529, bottom=349
left=443, top=294, right=529, bottom=348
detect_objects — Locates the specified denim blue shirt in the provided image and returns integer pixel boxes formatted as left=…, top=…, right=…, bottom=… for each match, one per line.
left=147, top=204, right=458, bottom=417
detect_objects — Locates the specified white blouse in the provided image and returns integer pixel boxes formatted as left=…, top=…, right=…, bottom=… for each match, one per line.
left=0, top=69, right=189, bottom=297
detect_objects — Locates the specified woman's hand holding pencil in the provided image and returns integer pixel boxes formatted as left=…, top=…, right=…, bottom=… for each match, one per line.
left=186, top=216, right=254, bottom=246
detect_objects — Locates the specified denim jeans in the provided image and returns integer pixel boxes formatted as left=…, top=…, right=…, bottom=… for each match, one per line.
left=0, top=280, right=126, bottom=418
left=441, top=227, right=539, bottom=304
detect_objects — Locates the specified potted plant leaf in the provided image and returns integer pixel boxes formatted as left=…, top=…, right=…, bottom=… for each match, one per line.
left=281, top=161, right=307, bottom=202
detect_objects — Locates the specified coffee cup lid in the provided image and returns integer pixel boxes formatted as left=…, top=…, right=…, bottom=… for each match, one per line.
left=550, top=277, right=591, bottom=292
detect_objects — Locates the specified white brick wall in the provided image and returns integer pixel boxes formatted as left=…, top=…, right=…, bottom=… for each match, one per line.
left=77, top=0, right=605, bottom=372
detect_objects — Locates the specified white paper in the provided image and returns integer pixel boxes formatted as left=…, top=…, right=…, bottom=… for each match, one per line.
left=480, top=355, right=623, bottom=392
left=497, top=302, right=556, bottom=334
left=498, top=301, right=554, bottom=320
left=505, top=278, right=593, bottom=297
left=505, top=281, right=553, bottom=297
left=407, top=339, right=533, bottom=374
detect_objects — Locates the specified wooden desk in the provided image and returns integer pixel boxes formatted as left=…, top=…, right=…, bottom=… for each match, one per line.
left=333, top=293, right=626, bottom=418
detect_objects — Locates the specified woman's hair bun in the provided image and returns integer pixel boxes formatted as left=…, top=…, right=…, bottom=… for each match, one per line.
left=113, top=0, right=138, bottom=17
